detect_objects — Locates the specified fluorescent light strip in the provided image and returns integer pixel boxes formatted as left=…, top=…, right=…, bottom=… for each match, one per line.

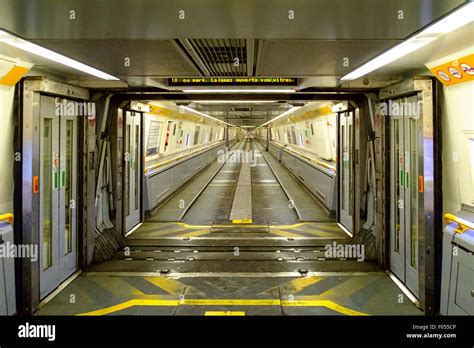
left=0, top=29, right=119, bottom=80
left=179, top=105, right=235, bottom=128
left=341, top=2, right=474, bottom=81
left=183, top=89, right=296, bottom=93
left=257, top=106, right=302, bottom=129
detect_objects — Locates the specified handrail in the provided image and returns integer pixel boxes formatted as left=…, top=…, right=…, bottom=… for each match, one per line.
left=270, top=141, right=336, bottom=172
left=144, top=141, right=225, bottom=174
left=444, top=213, right=474, bottom=234
left=0, top=213, right=13, bottom=225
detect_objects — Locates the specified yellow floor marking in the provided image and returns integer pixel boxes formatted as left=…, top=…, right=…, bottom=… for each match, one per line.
left=282, top=300, right=369, bottom=316
left=269, top=229, right=305, bottom=238
left=281, top=276, right=323, bottom=293
left=258, top=276, right=322, bottom=295
left=205, top=311, right=246, bottom=316
left=77, top=299, right=179, bottom=316
left=176, top=222, right=312, bottom=229
left=316, top=276, right=380, bottom=298
left=232, top=219, right=253, bottom=224
left=178, top=229, right=211, bottom=238
left=176, top=222, right=212, bottom=229
left=298, top=229, right=339, bottom=237
left=182, top=299, right=281, bottom=306
left=143, top=277, right=186, bottom=295
left=77, top=298, right=368, bottom=316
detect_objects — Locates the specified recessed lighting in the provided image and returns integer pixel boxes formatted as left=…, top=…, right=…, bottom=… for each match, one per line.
left=0, top=29, right=119, bottom=80
left=257, top=106, right=302, bottom=128
left=179, top=105, right=235, bottom=127
left=341, top=2, right=474, bottom=81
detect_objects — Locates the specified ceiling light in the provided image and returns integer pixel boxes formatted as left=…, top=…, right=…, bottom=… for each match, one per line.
left=179, top=105, right=235, bottom=128
left=257, top=106, right=302, bottom=128
left=182, top=89, right=296, bottom=93
left=341, top=2, right=474, bottom=81
left=0, top=29, right=119, bottom=80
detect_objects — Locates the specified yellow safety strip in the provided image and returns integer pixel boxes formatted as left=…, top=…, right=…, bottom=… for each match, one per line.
left=0, top=66, right=30, bottom=86
left=232, top=218, right=253, bottom=224
left=176, top=222, right=312, bottom=229
left=0, top=213, right=13, bottom=224
left=444, top=213, right=474, bottom=234
left=77, top=298, right=368, bottom=316
left=205, top=311, right=245, bottom=316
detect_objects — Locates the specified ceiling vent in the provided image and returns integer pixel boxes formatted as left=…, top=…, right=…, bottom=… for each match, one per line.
left=178, top=39, right=254, bottom=76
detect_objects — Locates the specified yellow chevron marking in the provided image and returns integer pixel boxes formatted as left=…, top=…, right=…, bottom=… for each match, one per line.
left=143, top=277, right=186, bottom=295
left=281, top=276, right=323, bottom=293
left=258, top=276, right=322, bottom=295
left=269, top=229, right=305, bottom=238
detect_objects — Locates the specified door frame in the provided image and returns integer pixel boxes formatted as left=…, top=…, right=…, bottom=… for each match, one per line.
left=15, top=77, right=93, bottom=314
left=379, top=77, right=441, bottom=314
left=337, top=108, right=356, bottom=234
left=122, top=107, right=144, bottom=235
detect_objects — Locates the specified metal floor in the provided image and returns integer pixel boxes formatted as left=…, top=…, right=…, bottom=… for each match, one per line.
left=36, top=273, right=422, bottom=316
left=35, top=138, right=420, bottom=316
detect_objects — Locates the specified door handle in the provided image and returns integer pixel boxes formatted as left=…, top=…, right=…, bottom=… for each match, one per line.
left=405, top=172, right=409, bottom=189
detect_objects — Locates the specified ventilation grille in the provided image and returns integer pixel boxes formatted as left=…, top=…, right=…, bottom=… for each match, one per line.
left=187, top=39, right=248, bottom=76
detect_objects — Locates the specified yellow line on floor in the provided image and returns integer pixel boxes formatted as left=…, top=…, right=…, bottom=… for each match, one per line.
left=77, top=299, right=179, bottom=316
left=205, top=311, right=246, bottom=316
left=176, top=222, right=212, bottom=229
left=281, top=300, right=369, bottom=316
left=176, top=222, right=312, bottom=229
left=76, top=298, right=369, bottom=316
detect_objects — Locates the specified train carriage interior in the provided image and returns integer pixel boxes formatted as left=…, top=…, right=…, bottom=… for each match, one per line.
left=0, top=1, right=473, bottom=341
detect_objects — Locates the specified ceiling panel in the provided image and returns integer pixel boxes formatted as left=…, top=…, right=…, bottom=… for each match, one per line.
left=256, top=39, right=401, bottom=77
left=0, top=0, right=467, bottom=40
left=30, top=39, right=200, bottom=78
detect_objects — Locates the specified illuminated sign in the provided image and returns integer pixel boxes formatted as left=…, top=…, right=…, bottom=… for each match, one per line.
left=168, top=77, right=297, bottom=86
